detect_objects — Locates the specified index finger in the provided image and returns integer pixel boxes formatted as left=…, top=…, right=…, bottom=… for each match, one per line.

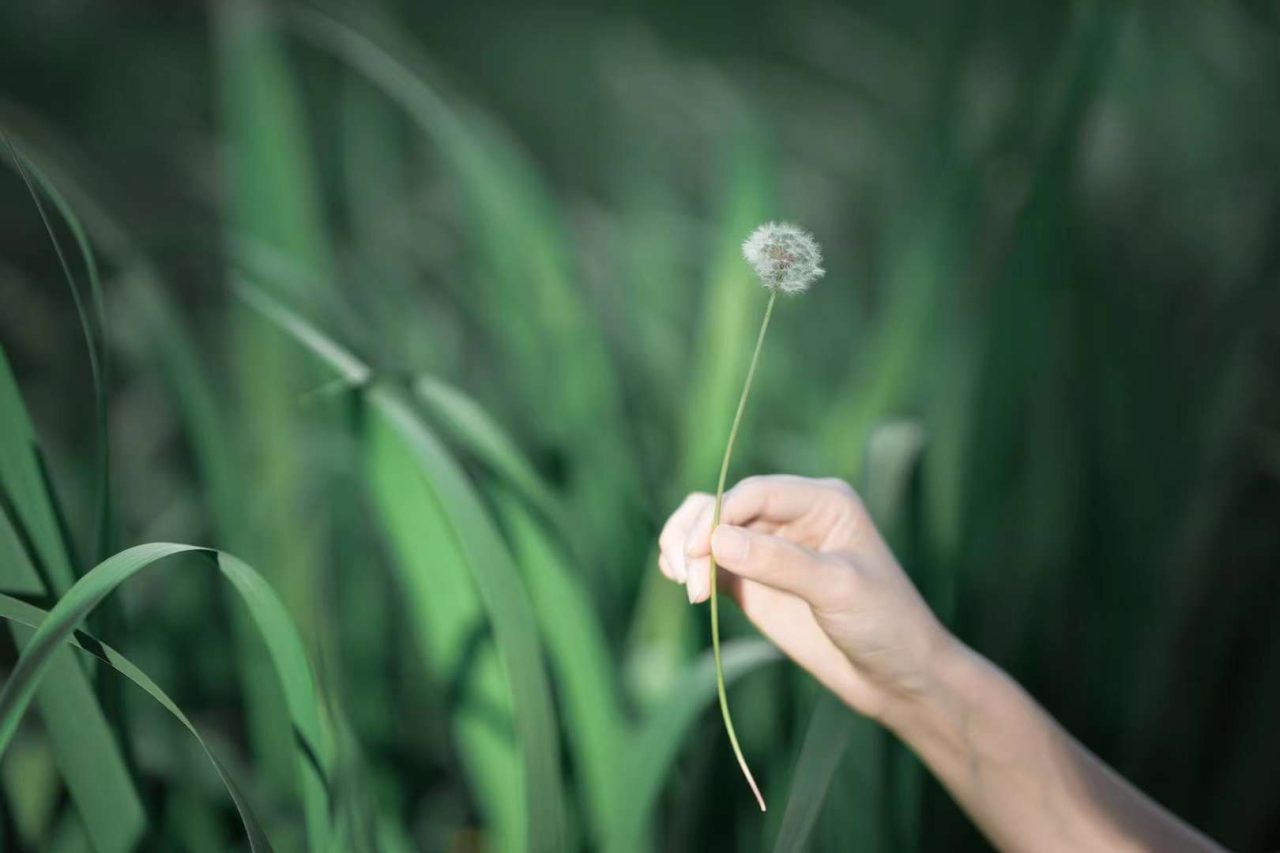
left=723, top=475, right=853, bottom=526
left=685, top=475, right=854, bottom=557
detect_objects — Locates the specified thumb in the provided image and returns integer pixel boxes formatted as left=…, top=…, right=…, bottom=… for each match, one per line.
left=711, top=524, right=850, bottom=608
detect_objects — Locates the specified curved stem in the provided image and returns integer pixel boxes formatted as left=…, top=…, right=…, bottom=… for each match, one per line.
left=710, top=289, right=776, bottom=812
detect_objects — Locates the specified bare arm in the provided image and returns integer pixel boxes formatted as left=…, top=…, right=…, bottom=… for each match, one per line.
left=658, top=475, right=1222, bottom=853
left=883, top=638, right=1220, bottom=852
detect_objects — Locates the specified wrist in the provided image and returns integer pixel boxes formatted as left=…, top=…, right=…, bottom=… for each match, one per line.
left=877, top=628, right=976, bottom=738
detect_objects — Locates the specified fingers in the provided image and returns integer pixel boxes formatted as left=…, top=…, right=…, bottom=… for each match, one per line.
left=684, top=475, right=856, bottom=558
left=722, top=475, right=854, bottom=529
left=658, top=492, right=713, bottom=584
left=708, top=525, right=851, bottom=607
left=659, top=477, right=863, bottom=606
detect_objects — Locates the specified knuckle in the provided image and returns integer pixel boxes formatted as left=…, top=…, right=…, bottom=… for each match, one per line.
left=819, top=477, right=858, bottom=500
left=730, top=475, right=767, bottom=499
left=833, top=482, right=868, bottom=518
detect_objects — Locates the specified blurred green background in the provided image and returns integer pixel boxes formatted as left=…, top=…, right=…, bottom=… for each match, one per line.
left=1, top=0, right=1278, bottom=850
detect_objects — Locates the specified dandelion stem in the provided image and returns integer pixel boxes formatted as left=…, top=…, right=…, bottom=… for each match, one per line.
left=710, top=289, right=777, bottom=812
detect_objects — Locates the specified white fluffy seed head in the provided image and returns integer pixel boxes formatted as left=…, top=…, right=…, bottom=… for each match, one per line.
left=742, top=222, right=824, bottom=294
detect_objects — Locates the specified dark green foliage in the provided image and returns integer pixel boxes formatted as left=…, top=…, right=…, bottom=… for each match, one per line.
left=0, top=0, right=1277, bottom=849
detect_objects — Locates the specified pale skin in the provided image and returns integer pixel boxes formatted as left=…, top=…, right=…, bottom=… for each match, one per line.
left=658, top=474, right=1223, bottom=853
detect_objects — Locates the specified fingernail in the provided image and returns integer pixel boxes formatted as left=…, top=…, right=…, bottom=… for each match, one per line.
left=712, top=525, right=749, bottom=564
left=686, top=562, right=707, bottom=603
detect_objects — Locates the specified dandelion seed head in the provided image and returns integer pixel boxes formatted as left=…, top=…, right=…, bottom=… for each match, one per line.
left=742, top=222, right=824, bottom=294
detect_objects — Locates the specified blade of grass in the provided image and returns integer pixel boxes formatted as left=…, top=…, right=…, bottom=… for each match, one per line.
left=0, top=593, right=272, bottom=852
left=213, top=0, right=336, bottom=637
left=387, top=369, right=620, bottom=843
left=0, top=543, right=335, bottom=850
left=212, top=0, right=338, bottom=807
left=413, top=376, right=569, bottom=538
left=291, top=7, right=642, bottom=596
left=366, top=410, right=528, bottom=849
left=492, top=487, right=626, bottom=847
left=369, top=389, right=567, bottom=851
left=0, top=347, right=145, bottom=853
left=1, top=134, right=111, bottom=562
left=0, top=133, right=348, bottom=843
left=237, top=282, right=567, bottom=850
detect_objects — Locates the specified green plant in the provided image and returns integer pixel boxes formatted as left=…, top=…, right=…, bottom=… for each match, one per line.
left=1, top=1, right=1278, bottom=849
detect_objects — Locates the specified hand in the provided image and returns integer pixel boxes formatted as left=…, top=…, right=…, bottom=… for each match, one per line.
left=662, top=476, right=1224, bottom=851
left=658, top=474, right=953, bottom=721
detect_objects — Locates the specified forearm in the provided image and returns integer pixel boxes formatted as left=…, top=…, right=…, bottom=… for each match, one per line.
left=881, top=638, right=1222, bottom=853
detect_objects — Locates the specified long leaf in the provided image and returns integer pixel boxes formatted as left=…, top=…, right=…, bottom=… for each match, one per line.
left=366, top=408, right=527, bottom=848
left=413, top=376, right=568, bottom=537
left=0, top=593, right=271, bottom=852
left=492, top=488, right=626, bottom=847
left=212, top=0, right=338, bottom=807
left=0, top=347, right=145, bottom=853
left=1, top=134, right=111, bottom=561
left=238, top=283, right=568, bottom=850
left=0, top=543, right=335, bottom=850
left=290, top=6, right=642, bottom=596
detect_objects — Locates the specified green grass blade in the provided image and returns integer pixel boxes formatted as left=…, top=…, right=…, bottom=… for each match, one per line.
left=0, top=349, right=78, bottom=594
left=771, top=695, right=853, bottom=853
left=0, top=347, right=145, bottom=853
left=0, top=135, right=339, bottom=843
left=366, top=411, right=527, bottom=849
left=413, top=376, right=568, bottom=537
left=369, top=390, right=567, bottom=851
left=607, top=640, right=781, bottom=853
left=212, top=0, right=341, bottom=809
left=0, top=543, right=335, bottom=849
left=213, top=0, right=334, bottom=631
left=0, top=594, right=272, bottom=852
left=288, top=7, right=615, bottom=424
left=216, top=551, right=334, bottom=850
left=237, top=283, right=567, bottom=850
left=492, top=488, right=626, bottom=846
left=21, top=161, right=114, bottom=560
left=290, top=7, right=642, bottom=593
left=214, top=0, right=331, bottom=276
left=1, top=136, right=110, bottom=567
left=386, top=372, right=608, bottom=845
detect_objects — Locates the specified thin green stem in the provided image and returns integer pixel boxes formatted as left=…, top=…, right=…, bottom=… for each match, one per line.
left=710, top=289, right=777, bottom=812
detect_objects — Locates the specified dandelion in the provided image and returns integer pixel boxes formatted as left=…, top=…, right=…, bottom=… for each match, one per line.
left=741, top=222, right=824, bottom=295
left=709, top=222, right=824, bottom=812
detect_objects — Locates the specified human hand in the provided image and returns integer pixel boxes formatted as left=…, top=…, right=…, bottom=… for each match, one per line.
left=658, top=475, right=953, bottom=721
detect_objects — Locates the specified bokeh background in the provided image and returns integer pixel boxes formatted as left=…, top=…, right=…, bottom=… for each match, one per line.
left=1, top=0, right=1278, bottom=850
